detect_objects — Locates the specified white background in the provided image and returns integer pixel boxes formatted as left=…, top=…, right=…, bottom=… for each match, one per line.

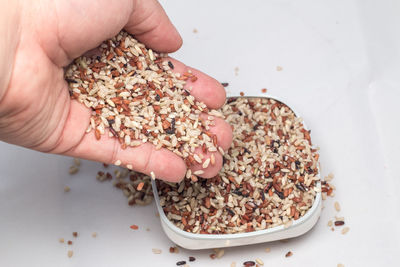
left=1, top=0, right=399, bottom=266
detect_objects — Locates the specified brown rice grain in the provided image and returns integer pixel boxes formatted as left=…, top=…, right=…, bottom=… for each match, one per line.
left=73, top=158, right=81, bottom=166
left=255, top=258, right=264, bottom=265
left=334, top=201, right=341, bottom=212
left=210, top=153, right=215, bottom=165
left=69, top=166, right=79, bottom=175
left=67, top=250, right=73, bottom=258
left=285, top=251, right=293, bottom=257
left=341, top=227, right=350, bottom=235
left=152, top=248, right=162, bottom=254
left=215, top=248, right=225, bottom=258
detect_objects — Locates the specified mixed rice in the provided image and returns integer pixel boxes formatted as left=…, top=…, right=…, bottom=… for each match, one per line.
left=157, top=97, right=320, bottom=234
left=65, top=31, right=223, bottom=178
left=64, top=30, right=321, bottom=235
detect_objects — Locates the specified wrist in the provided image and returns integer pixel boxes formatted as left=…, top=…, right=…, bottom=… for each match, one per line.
left=0, top=0, right=21, bottom=102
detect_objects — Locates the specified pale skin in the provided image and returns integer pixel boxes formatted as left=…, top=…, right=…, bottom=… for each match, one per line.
left=0, top=0, right=233, bottom=182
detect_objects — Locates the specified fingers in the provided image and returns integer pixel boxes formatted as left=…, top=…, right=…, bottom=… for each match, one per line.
left=190, top=150, right=223, bottom=179
left=65, top=132, right=187, bottom=182
left=55, top=86, right=231, bottom=181
left=187, top=115, right=232, bottom=178
left=60, top=99, right=231, bottom=181
left=53, top=100, right=186, bottom=182
left=156, top=58, right=231, bottom=178
left=168, top=58, right=227, bottom=109
left=58, top=100, right=231, bottom=181
left=200, top=114, right=233, bottom=151
left=125, top=0, right=182, bottom=52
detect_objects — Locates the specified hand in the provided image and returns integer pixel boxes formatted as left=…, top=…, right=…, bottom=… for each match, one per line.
left=0, top=0, right=232, bottom=182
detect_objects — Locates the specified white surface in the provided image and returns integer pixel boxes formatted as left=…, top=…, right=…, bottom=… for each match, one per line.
left=1, top=0, right=399, bottom=266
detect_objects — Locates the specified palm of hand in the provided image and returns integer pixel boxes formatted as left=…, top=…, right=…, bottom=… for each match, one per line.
left=0, top=0, right=232, bottom=181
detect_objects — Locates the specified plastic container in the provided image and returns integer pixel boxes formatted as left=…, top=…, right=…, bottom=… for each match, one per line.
left=151, top=95, right=322, bottom=249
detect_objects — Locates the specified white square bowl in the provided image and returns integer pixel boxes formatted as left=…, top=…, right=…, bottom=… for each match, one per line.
left=151, top=95, right=322, bottom=249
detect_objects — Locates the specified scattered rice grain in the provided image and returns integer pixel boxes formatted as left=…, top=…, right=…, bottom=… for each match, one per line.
left=130, top=224, right=139, bottom=230
left=67, top=250, right=73, bottom=258
left=152, top=248, right=162, bottom=254
left=215, top=248, right=225, bottom=258
left=73, top=158, right=81, bottom=166
left=255, top=258, right=264, bottom=265
left=334, top=201, right=341, bottom=212
left=341, top=227, right=350, bottom=235
left=69, top=165, right=79, bottom=175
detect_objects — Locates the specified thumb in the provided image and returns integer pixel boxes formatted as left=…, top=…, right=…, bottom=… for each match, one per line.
left=125, top=0, right=182, bottom=52
left=51, top=0, right=181, bottom=64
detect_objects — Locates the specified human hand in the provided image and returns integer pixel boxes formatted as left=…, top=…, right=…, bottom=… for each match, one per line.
left=0, top=0, right=232, bottom=182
